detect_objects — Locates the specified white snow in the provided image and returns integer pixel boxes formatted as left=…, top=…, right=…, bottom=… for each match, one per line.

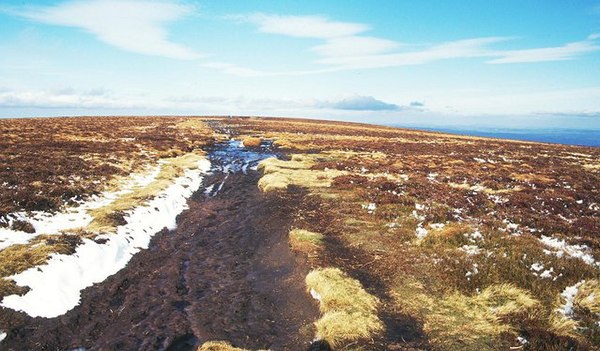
left=427, top=173, right=438, bottom=182
left=429, top=223, right=445, bottom=230
left=0, top=164, right=162, bottom=251
left=465, top=264, right=479, bottom=280
left=415, top=225, right=429, bottom=240
left=501, top=219, right=522, bottom=236
left=465, top=230, right=484, bottom=243
left=204, top=184, right=215, bottom=196
left=460, top=245, right=481, bottom=256
left=310, top=288, right=322, bottom=302
left=530, top=262, right=544, bottom=272
left=517, top=336, right=528, bottom=345
left=540, top=235, right=598, bottom=267
left=0, top=228, right=37, bottom=251
left=0, top=331, right=5, bottom=342
left=362, top=203, right=376, bottom=214
left=539, top=268, right=554, bottom=279
left=1, top=158, right=210, bottom=318
left=558, top=281, right=584, bottom=316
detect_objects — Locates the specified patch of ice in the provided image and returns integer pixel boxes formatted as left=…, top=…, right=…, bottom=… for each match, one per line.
left=558, top=281, right=584, bottom=316
left=1, top=159, right=211, bottom=318
left=204, top=184, right=215, bottom=196
left=540, top=235, right=598, bottom=267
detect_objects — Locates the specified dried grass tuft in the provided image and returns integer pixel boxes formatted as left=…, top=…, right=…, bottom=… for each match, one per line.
left=306, top=267, right=383, bottom=347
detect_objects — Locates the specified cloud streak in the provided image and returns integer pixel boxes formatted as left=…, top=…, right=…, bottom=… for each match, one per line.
left=218, top=13, right=600, bottom=76
left=16, top=0, right=201, bottom=60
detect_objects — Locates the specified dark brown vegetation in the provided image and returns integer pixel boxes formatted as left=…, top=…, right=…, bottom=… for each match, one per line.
left=0, top=116, right=213, bottom=218
left=0, top=116, right=598, bottom=350
left=221, top=116, right=600, bottom=350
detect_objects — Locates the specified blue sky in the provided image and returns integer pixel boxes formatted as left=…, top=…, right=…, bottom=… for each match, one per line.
left=1, top=0, right=600, bottom=129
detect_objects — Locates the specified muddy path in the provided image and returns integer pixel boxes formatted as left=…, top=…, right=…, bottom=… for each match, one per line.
left=0, top=140, right=319, bottom=350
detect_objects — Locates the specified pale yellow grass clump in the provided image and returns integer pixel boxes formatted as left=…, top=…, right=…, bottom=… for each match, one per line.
left=88, top=152, right=205, bottom=232
left=548, top=313, right=580, bottom=340
left=547, top=279, right=600, bottom=339
left=424, top=284, right=538, bottom=351
left=574, top=279, right=600, bottom=314
left=305, top=267, right=383, bottom=347
left=392, top=280, right=539, bottom=351
left=257, top=157, right=346, bottom=192
left=289, top=229, right=324, bottom=253
left=197, top=341, right=248, bottom=351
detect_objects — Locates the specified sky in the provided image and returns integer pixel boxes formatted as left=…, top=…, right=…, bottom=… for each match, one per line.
left=1, top=0, right=600, bottom=130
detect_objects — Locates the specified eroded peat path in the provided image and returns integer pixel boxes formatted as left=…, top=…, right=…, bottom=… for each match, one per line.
left=0, top=140, right=318, bottom=350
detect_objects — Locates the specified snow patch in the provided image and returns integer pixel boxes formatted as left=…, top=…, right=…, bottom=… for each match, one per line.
left=310, top=288, right=322, bottom=302
left=362, top=203, right=376, bottom=214
left=1, top=159, right=211, bottom=318
left=558, top=281, right=584, bottom=316
left=415, top=225, right=429, bottom=240
left=0, top=164, right=162, bottom=251
left=465, top=264, right=479, bottom=280
left=540, top=235, right=598, bottom=267
left=460, top=245, right=481, bottom=256
left=427, top=173, right=438, bottom=182
left=530, top=262, right=544, bottom=272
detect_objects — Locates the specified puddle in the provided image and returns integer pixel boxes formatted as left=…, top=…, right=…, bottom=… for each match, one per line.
left=204, top=139, right=277, bottom=197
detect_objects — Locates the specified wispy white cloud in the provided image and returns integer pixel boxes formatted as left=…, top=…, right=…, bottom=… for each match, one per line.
left=15, top=0, right=201, bottom=60
left=235, top=13, right=368, bottom=39
left=311, top=36, right=400, bottom=58
left=315, top=37, right=510, bottom=68
left=488, top=35, right=600, bottom=63
left=220, top=13, right=600, bottom=75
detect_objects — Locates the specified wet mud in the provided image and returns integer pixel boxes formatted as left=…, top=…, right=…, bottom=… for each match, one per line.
left=0, top=140, right=318, bottom=351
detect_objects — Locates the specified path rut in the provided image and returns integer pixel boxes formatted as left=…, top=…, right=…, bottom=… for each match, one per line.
left=0, top=141, right=318, bottom=351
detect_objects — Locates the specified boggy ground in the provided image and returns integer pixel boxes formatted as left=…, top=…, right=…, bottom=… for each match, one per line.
left=0, top=141, right=318, bottom=350
left=1, top=116, right=599, bottom=351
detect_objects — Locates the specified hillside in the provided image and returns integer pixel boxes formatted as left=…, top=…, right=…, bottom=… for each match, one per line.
left=0, top=116, right=599, bottom=351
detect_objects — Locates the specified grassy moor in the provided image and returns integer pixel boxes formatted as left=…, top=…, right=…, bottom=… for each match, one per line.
left=0, top=116, right=598, bottom=351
